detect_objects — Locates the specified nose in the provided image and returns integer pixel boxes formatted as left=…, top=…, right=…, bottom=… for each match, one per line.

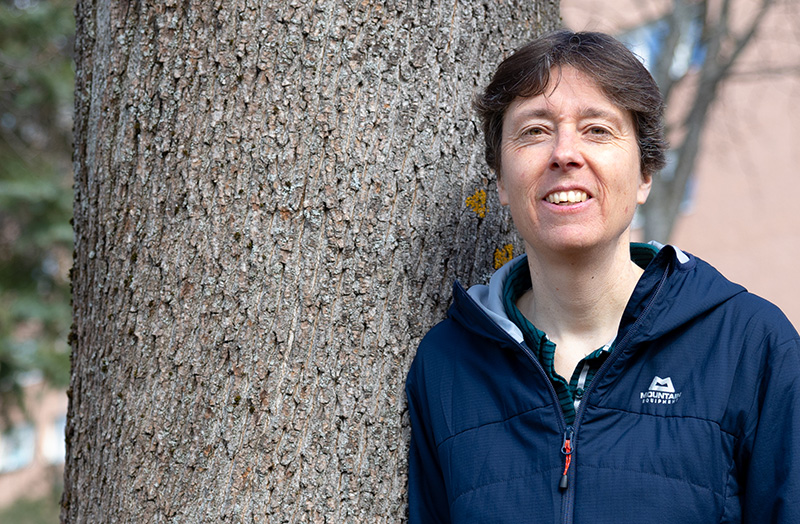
left=549, top=128, right=583, bottom=171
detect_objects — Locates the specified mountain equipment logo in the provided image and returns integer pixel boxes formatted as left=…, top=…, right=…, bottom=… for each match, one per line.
left=640, top=376, right=682, bottom=404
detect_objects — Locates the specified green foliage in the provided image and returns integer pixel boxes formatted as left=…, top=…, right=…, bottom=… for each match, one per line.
left=0, top=0, right=74, bottom=397
left=0, top=486, right=62, bottom=524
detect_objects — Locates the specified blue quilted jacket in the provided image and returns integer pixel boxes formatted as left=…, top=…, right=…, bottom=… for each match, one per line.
left=406, top=245, right=800, bottom=523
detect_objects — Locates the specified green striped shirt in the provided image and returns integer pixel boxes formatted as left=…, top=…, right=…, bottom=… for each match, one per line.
left=502, top=243, right=658, bottom=425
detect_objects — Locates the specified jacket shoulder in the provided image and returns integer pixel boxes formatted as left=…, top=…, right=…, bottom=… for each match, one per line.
left=407, top=315, right=483, bottom=390
left=723, top=290, right=799, bottom=345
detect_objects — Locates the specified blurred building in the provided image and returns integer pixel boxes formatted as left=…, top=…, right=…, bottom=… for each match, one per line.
left=563, top=0, right=800, bottom=327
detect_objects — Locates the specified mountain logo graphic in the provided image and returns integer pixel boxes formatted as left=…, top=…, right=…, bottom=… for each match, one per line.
left=648, top=376, right=675, bottom=393
left=640, top=376, right=682, bottom=404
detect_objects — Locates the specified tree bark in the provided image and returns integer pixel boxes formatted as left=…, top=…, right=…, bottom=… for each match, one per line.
left=64, top=0, right=559, bottom=521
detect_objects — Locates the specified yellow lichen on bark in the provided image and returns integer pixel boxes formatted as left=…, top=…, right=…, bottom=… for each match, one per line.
left=494, top=244, right=514, bottom=269
left=466, top=189, right=487, bottom=218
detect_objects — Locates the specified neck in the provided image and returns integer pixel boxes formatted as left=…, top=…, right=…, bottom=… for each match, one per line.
left=518, top=239, right=643, bottom=348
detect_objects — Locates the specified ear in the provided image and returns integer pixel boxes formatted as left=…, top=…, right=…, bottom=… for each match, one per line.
left=637, top=172, right=652, bottom=205
left=497, top=173, right=509, bottom=206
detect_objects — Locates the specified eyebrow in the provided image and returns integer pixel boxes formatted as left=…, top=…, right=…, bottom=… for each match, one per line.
left=577, top=107, right=624, bottom=123
left=512, top=108, right=553, bottom=121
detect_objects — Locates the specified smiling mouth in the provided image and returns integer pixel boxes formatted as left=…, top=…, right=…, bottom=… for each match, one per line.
left=545, top=190, right=589, bottom=205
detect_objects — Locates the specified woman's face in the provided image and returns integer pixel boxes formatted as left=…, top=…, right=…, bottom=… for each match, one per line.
left=498, top=66, right=651, bottom=258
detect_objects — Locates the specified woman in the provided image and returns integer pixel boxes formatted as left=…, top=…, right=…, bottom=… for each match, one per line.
left=406, top=31, right=800, bottom=523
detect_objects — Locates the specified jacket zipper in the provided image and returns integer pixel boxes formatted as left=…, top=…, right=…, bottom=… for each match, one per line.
left=560, top=263, right=672, bottom=524
left=512, top=339, right=577, bottom=523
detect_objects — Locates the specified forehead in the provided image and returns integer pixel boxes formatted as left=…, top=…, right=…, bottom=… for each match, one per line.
left=503, top=67, right=633, bottom=128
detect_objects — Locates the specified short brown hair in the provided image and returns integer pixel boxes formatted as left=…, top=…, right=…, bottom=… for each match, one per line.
left=474, top=30, right=667, bottom=178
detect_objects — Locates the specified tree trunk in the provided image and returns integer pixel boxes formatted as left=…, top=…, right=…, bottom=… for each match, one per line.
left=64, top=1, right=560, bottom=522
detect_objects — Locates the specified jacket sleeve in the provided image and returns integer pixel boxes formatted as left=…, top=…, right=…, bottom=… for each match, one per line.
left=741, top=335, right=800, bottom=523
left=406, top=374, right=451, bottom=523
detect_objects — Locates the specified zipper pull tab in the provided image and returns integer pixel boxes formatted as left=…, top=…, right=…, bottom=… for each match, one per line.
left=559, top=426, right=574, bottom=490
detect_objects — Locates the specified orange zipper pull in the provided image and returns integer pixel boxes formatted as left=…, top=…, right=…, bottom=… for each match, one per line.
left=559, top=426, right=574, bottom=490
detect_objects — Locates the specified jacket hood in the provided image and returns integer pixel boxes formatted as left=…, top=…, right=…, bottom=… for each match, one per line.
left=450, top=244, right=747, bottom=346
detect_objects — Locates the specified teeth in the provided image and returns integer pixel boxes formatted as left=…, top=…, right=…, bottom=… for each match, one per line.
left=546, top=190, right=588, bottom=204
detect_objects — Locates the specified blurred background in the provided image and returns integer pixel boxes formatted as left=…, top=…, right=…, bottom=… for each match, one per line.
left=0, top=0, right=73, bottom=521
left=0, top=0, right=797, bottom=522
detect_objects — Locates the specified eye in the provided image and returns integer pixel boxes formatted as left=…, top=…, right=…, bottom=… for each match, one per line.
left=588, top=126, right=610, bottom=136
left=523, top=126, right=545, bottom=136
